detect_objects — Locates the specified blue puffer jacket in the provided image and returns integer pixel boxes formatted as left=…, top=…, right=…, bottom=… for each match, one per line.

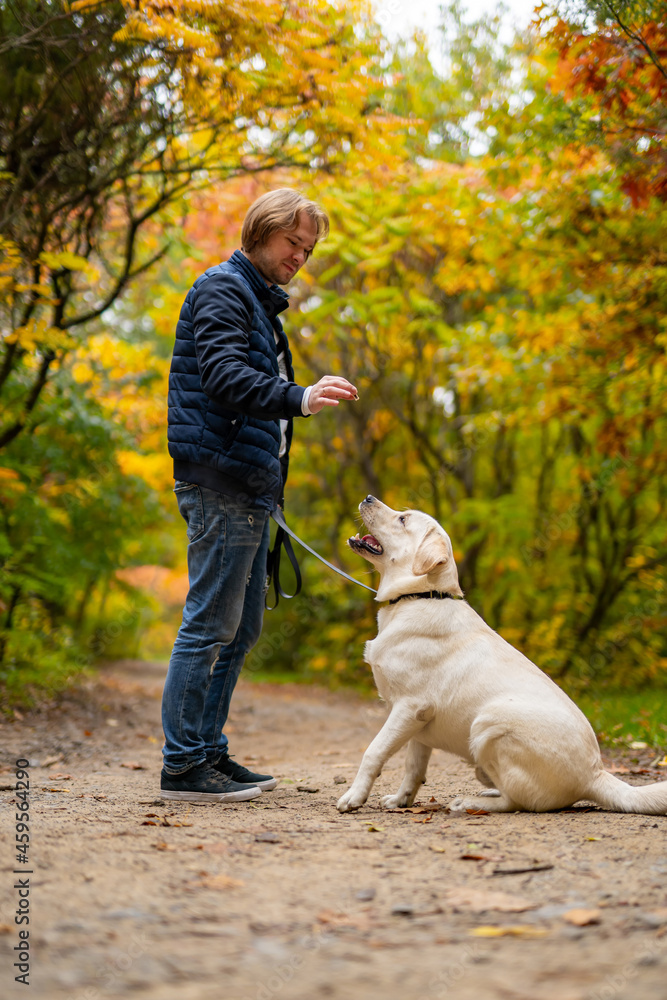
left=167, top=250, right=306, bottom=510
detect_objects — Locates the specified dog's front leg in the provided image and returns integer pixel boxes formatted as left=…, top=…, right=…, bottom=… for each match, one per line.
left=337, top=702, right=434, bottom=813
left=381, top=739, right=433, bottom=809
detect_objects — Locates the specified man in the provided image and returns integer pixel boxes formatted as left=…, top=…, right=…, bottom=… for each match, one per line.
left=161, top=188, right=357, bottom=804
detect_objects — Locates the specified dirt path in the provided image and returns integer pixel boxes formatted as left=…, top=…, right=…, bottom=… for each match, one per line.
left=1, top=660, right=667, bottom=1000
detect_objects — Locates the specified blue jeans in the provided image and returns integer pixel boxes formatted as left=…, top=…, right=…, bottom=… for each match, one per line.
left=161, top=482, right=270, bottom=774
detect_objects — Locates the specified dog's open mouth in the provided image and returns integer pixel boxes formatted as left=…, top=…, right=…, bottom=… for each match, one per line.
left=348, top=533, right=384, bottom=556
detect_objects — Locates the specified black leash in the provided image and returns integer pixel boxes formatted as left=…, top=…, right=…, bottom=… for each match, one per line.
left=266, top=507, right=378, bottom=610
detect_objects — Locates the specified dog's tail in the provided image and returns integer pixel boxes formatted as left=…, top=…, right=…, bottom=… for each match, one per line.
left=584, top=770, right=667, bottom=815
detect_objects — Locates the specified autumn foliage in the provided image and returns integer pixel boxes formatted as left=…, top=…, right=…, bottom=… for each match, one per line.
left=1, top=0, right=666, bottom=704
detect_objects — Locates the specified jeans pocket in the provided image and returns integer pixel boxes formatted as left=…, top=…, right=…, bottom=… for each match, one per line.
left=174, top=482, right=205, bottom=542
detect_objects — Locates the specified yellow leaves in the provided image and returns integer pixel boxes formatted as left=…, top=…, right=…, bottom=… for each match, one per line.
left=471, top=925, right=547, bottom=938
left=117, top=451, right=172, bottom=492
left=71, top=361, right=93, bottom=385
left=5, top=318, right=72, bottom=352
left=39, top=251, right=99, bottom=281
left=0, top=467, right=26, bottom=504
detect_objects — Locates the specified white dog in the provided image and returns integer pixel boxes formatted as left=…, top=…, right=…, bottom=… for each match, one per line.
left=337, top=496, right=667, bottom=815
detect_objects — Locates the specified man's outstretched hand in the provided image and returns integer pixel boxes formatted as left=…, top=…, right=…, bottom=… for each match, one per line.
left=308, top=375, right=359, bottom=414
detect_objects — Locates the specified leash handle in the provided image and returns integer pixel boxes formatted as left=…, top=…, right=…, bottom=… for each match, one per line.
left=265, top=507, right=377, bottom=610
left=265, top=521, right=302, bottom=611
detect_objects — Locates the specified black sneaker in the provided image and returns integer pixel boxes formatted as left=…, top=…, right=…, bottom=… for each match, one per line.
left=160, top=762, right=261, bottom=803
left=213, top=754, right=279, bottom=791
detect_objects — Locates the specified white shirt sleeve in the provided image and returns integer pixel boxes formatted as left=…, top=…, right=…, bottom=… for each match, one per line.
left=301, top=385, right=313, bottom=416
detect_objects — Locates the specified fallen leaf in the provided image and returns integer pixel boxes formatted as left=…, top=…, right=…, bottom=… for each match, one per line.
left=43, top=787, right=70, bottom=793
left=586, top=837, right=602, bottom=842
left=154, top=842, right=178, bottom=851
left=296, top=786, right=320, bottom=793
left=50, top=773, right=73, bottom=780
left=84, top=730, right=93, bottom=737
left=563, top=908, right=601, bottom=926
left=141, top=814, right=192, bottom=828
left=428, top=843, right=447, bottom=853
left=367, top=824, right=385, bottom=833
left=255, top=832, right=281, bottom=843
left=0, top=924, right=12, bottom=934
left=120, top=761, right=145, bottom=770
left=657, top=757, right=667, bottom=768
left=413, top=815, right=432, bottom=823
left=316, top=909, right=372, bottom=930
left=445, top=888, right=537, bottom=913
left=466, top=808, right=489, bottom=816
left=471, top=925, right=547, bottom=938
left=460, top=853, right=503, bottom=862
left=192, top=874, right=244, bottom=890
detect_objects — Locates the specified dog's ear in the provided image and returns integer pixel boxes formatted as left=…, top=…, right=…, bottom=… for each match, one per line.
left=412, top=528, right=452, bottom=577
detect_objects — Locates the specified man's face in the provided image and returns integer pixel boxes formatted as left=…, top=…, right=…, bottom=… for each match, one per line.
left=245, top=213, right=318, bottom=286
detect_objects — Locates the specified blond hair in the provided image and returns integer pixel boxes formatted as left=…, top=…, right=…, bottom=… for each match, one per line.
left=241, top=189, right=329, bottom=253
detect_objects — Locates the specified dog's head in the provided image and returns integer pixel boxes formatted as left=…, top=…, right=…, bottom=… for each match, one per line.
left=348, top=495, right=463, bottom=603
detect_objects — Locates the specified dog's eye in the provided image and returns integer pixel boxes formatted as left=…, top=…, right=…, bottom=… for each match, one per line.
left=399, top=515, right=407, bottom=525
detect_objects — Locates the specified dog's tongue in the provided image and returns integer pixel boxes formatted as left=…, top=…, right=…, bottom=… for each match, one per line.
left=362, top=534, right=380, bottom=547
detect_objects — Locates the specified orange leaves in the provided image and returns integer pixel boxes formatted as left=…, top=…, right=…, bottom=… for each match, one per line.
left=543, top=7, right=667, bottom=205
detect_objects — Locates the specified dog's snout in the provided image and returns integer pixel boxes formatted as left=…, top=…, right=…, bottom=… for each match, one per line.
left=362, top=495, right=376, bottom=505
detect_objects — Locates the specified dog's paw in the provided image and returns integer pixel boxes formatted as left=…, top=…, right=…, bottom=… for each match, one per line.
left=449, top=796, right=475, bottom=812
left=336, top=788, right=367, bottom=813
left=381, top=792, right=412, bottom=809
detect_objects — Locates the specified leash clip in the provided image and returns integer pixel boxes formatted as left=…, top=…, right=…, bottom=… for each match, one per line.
left=265, top=507, right=377, bottom=610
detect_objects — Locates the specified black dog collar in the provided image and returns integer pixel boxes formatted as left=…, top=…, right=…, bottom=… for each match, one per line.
left=388, top=591, right=463, bottom=605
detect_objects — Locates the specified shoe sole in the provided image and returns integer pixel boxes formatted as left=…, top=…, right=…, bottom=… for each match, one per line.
left=231, top=777, right=279, bottom=791
left=161, top=786, right=262, bottom=803
left=255, top=778, right=279, bottom=791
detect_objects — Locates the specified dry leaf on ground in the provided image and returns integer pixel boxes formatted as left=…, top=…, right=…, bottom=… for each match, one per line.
left=563, top=908, right=601, bottom=926
left=316, top=909, right=374, bottom=930
left=120, top=761, right=145, bottom=770
left=471, top=925, right=547, bottom=938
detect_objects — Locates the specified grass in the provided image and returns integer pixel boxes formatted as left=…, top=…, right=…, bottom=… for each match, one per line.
left=574, top=688, right=667, bottom=752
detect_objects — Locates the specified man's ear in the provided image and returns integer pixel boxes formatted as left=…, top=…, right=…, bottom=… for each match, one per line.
left=411, top=528, right=451, bottom=577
